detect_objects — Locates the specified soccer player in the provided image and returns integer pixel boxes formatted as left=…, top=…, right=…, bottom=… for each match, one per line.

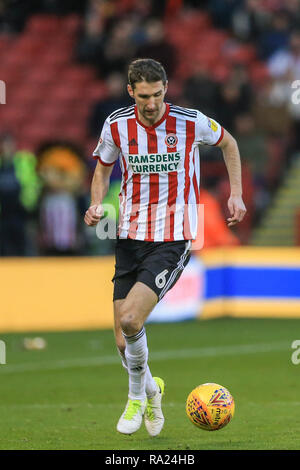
left=84, top=58, right=246, bottom=436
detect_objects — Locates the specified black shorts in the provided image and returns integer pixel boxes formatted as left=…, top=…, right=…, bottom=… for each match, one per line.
left=112, top=238, right=192, bottom=301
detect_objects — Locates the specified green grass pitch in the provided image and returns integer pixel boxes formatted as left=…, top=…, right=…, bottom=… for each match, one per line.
left=0, top=318, right=299, bottom=450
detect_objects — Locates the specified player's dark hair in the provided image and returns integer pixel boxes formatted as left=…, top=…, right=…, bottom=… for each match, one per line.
left=128, top=58, right=167, bottom=89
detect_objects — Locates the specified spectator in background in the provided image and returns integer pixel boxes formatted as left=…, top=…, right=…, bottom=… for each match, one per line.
left=267, top=29, right=300, bottom=152
left=232, top=0, right=300, bottom=45
left=257, top=9, right=291, bottom=60
left=0, top=0, right=39, bottom=33
left=76, top=0, right=116, bottom=68
left=88, top=72, right=131, bottom=138
left=96, top=17, right=139, bottom=77
left=0, top=0, right=5, bottom=32
left=208, top=0, right=242, bottom=30
left=231, top=0, right=271, bottom=42
left=76, top=3, right=105, bottom=67
left=0, top=0, right=87, bottom=34
left=0, top=133, right=40, bottom=255
left=234, top=113, right=270, bottom=222
left=134, top=18, right=176, bottom=78
left=268, top=29, right=300, bottom=94
left=76, top=0, right=154, bottom=73
left=116, top=0, right=152, bottom=19
left=39, top=0, right=88, bottom=14
left=183, top=63, right=218, bottom=117
left=285, top=0, right=300, bottom=29
left=234, top=113, right=267, bottom=183
left=215, top=74, right=252, bottom=133
left=37, top=144, right=87, bottom=256
left=0, top=133, right=26, bottom=255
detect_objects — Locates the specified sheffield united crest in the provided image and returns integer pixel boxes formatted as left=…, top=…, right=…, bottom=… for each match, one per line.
left=165, top=133, right=178, bottom=148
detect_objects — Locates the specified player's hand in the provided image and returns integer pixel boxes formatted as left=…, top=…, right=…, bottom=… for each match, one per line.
left=84, top=204, right=104, bottom=226
left=227, top=195, right=247, bottom=227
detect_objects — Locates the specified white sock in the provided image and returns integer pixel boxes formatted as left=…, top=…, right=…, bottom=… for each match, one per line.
left=122, top=327, right=149, bottom=401
left=118, top=348, right=157, bottom=398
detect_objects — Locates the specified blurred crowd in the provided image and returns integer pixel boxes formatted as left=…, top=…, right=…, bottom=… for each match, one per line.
left=1, top=0, right=300, bottom=255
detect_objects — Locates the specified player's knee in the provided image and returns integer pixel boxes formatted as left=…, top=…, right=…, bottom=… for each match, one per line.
left=120, top=315, right=141, bottom=336
left=119, top=306, right=142, bottom=336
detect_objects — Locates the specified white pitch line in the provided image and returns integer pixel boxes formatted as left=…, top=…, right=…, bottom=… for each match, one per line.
left=0, top=402, right=181, bottom=409
left=1, top=400, right=299, bottom=410
left=0, top=341, right=289, bottom=375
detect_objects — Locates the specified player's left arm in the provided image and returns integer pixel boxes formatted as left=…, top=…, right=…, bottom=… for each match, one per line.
left=217, top=128, right=247, bottom=227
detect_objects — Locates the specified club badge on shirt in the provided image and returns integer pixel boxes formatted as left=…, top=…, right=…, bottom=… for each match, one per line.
left=165, top=134, right=178, bottom=148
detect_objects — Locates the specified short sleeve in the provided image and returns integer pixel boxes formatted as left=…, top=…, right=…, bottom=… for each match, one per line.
left=195, top=111, right=224, bottom=146
left=93, top=119, right=120, bottom=165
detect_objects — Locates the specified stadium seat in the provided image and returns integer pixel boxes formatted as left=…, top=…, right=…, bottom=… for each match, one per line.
left=0, top=35, right=12, bottom=61
left=18, top=125, right=54, bottom=150
left=174, top=61, right=193, bottom=80
left=84, top=138, right=98, bottom=158
left=202, top=30, right=229, bottom=49
left=164, top=28, right=194, bottom=47
left=249, top=62, right=270, bottom=88
left=0, top=105, right=28, bottom=127
left=212, top=63, right=231, bottom=82
left=61, top=66, right=96, bottom=87
left=41, top=50, right=72, bottom=68
left=26, top=68, right=58, bottom=86
left=70, top=103, right=93, bottom=121
left=14, top=34, right=45, bottom=56
left=1, top=47, right=29, bottom=68
left=47, top=83, right=81, bottom=103
left=10, top=86, right=45, bottom=107
left=62, top=14, right=82, bottom=34
left=193, top=48, right=221, bottom=67
left=164, top=11, right=211, bottom=37
left=56, top=123, right=87, bottom=142
left=85, top=81, right=109, bottom=101
left=44, top=35, right=75, bottom=52
left=225, top=44, right=257, bottom=66
left=0, top=65, right=27, bottom=88
left=25, top=14, right=61, bottom=35
left=35, top=106, right=71, bottom=125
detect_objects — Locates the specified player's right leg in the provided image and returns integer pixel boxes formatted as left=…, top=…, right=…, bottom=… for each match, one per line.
left=114, top=299, right=162, bottom=435
left=114, top=299, right=158, bottom=395
left=113, top=282, right=158, bottom=434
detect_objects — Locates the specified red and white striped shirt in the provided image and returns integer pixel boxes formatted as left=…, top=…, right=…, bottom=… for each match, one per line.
left=93, top=103, right=224, bottom=241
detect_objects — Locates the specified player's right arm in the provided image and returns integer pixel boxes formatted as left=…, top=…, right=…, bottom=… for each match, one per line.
left=84, top=117, right=120, bottom=226
left=84, top=161, right=114, bottom=226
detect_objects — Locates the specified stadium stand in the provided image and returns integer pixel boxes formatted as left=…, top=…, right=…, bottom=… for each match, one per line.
left=1, top=0, right=300, bottom=254
left=0, top=12, right=107, bottom=154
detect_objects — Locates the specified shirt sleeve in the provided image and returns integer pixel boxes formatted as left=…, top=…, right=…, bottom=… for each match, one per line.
left=195, top=111, right=224, bottom=146
left=92, top=118, right=120, bottom=165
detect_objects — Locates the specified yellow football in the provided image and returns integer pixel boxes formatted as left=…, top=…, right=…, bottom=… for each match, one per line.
left=186, top=383, right=235, bottom=431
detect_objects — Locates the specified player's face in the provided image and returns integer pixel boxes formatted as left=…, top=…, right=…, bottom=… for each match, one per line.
left=128, top=80, right=168, bottom=125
